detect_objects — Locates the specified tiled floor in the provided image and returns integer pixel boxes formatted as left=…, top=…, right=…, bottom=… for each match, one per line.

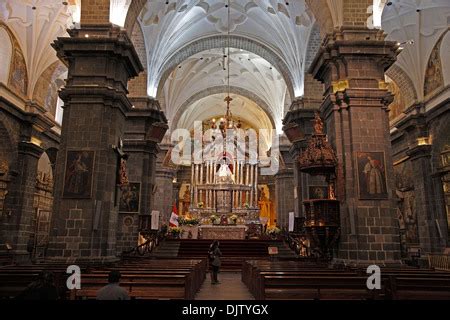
left=195, top=272, right=255, bottom=300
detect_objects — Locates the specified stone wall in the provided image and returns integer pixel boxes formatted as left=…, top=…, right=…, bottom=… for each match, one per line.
left=0, top=98, right=59, bottom=261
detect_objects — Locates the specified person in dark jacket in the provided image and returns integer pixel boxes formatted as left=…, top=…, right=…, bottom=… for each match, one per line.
left=16, top=271, right=59, bottom=300
left=208, top=240, right=222, bottom=284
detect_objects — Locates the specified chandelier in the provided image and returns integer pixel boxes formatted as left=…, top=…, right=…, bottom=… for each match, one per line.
left=210, top=0, right=241, bottom=137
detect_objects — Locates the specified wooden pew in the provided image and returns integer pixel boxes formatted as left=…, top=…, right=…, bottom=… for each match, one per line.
left=243, top=260, right=450, bottom=300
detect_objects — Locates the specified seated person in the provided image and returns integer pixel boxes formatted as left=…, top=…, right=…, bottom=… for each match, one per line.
left=96, top=270, right=130, bottom=300
left=16, top=271, right=59, bottom=300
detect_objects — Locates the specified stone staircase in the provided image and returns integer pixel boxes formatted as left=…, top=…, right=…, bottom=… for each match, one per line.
left=149, top=240, right=180, bottom=258
left=150, top=239, right=298, bottom=270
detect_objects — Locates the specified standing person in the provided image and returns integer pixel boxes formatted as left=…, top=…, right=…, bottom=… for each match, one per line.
left=96, top=270, right=130, bottom=300
left=26, top=234, right=35, bottom=262
left=208, top=240, right=222, bottom=285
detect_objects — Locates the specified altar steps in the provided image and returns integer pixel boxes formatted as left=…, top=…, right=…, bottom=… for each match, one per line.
left=174, top=240, right=298, bottom=271
left=149, top=240, right=180, bottom=258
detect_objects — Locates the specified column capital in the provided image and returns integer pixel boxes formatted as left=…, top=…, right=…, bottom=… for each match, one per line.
left=309, top=27, right=401, bottom=95
left=53, top=25, right=144, bottom=94
left=125, top=99, right=168, bottom=144
left=18, top=141, right=44, bottom=159
left=406, top=144, right=433, bottom=160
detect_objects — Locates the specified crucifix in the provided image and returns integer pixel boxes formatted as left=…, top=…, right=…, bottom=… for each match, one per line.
left=113, top=137, right=129, bottom=205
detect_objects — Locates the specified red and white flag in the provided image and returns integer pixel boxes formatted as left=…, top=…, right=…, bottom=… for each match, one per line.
left=169, top=204, right=179, bottom=227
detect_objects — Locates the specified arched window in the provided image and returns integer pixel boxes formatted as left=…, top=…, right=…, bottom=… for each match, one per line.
left=0, top=27, right=12, bottom=84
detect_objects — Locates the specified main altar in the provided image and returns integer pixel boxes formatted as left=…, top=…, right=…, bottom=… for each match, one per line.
left=199, top=225, right=248, bottom=240
left=189, top=158, right=260, bottom=224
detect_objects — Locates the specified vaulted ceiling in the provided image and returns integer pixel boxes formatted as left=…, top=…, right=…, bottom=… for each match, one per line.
left=140, top=0, right=314, bottom=99
left=162, top=48, right=287, bottom=133
left=0, top=0, right=78, bottom=98
left=138, top=0, right=315, bottom=133
left=382, top=0, right=450, bottom=101
left=1, top=0, right=449, bottom=132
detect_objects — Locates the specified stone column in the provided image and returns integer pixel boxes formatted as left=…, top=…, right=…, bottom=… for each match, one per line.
left=116, top=98, right=167, bottom=253
left=274, top=169, right=295, bottom=230
left=7, top=142, right=43, bottom=262
left=309, top=27, right=402, bottom=265
left=47, top=26, right=144, bottom=262
left=395, top=114, right=447, bottom=253
left=153, top=143, right=176, bottom=225
left=1, top=114, right=53, bottom=262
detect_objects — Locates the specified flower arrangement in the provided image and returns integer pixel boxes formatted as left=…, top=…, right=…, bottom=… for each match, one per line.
left=169, top=227, right=182, bottom=237
left=179, top=216, right=200, bottom=226
left=266, top=226, right=281, bottom=236
left=244, top=203, right=250, bottom=209
left=230, top=214, right=238, bottom=224
left=210, top=214, right=219, bottom=224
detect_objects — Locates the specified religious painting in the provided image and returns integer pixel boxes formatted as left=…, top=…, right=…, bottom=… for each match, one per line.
left=119, top=182, right=141, bottom=213
left=424, top=37, right=444, bottom=97
left=356, top=152, right=388, bottom=199
left=385, top=75, right=408, bottom=122
left=63, top=151, right=95, bottom=199
left=9, top=46, right=28, bottom=96
left=309, top=186, right=328, bottom=200
left=179, top=183, right=191, bottom=215
left=122, top=216, right=134, bottom=233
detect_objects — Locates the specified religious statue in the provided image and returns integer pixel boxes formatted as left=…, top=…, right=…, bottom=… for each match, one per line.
left=181, top=186, right=191, bottom=215
left=299, top=236, right=310, bottom=257
left=118, top=158, right=129, bottom=188
left=259, top=189, right=268, bottom=201
left=0, top=159, right=9, bottom=176
left=313, top=111, right=324, bottom=134
left=328, top=184, right=336, bottom=200
left=216, top=160, right=235, bottom=184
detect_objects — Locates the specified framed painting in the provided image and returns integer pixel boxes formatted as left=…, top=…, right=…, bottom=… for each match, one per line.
left=309, top=186, right=328, bottom=200
left=63, top=151, right=95, bottom=199
left=119, top=182, right=141, bottom=213
left=356, top=152, right=388, bottom=199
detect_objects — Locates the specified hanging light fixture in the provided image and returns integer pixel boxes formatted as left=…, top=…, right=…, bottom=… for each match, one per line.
left=211, top=0, right=241, bottom=136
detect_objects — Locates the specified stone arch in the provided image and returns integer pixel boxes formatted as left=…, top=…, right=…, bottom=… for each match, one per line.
left=45, top=147, right=59, bottom=170
left=305, top=0, right=334, bottom=37
left=386, top=64, right=418, bottom=109
left=128, top=20, right=148, bottom=97
left=37, top=152, right=54, bottom=183
left=156, top=35, right=295, bottom=100
left=124, top=0, right=147, bottom=35
left=171, top=86, right=277, bottom=130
